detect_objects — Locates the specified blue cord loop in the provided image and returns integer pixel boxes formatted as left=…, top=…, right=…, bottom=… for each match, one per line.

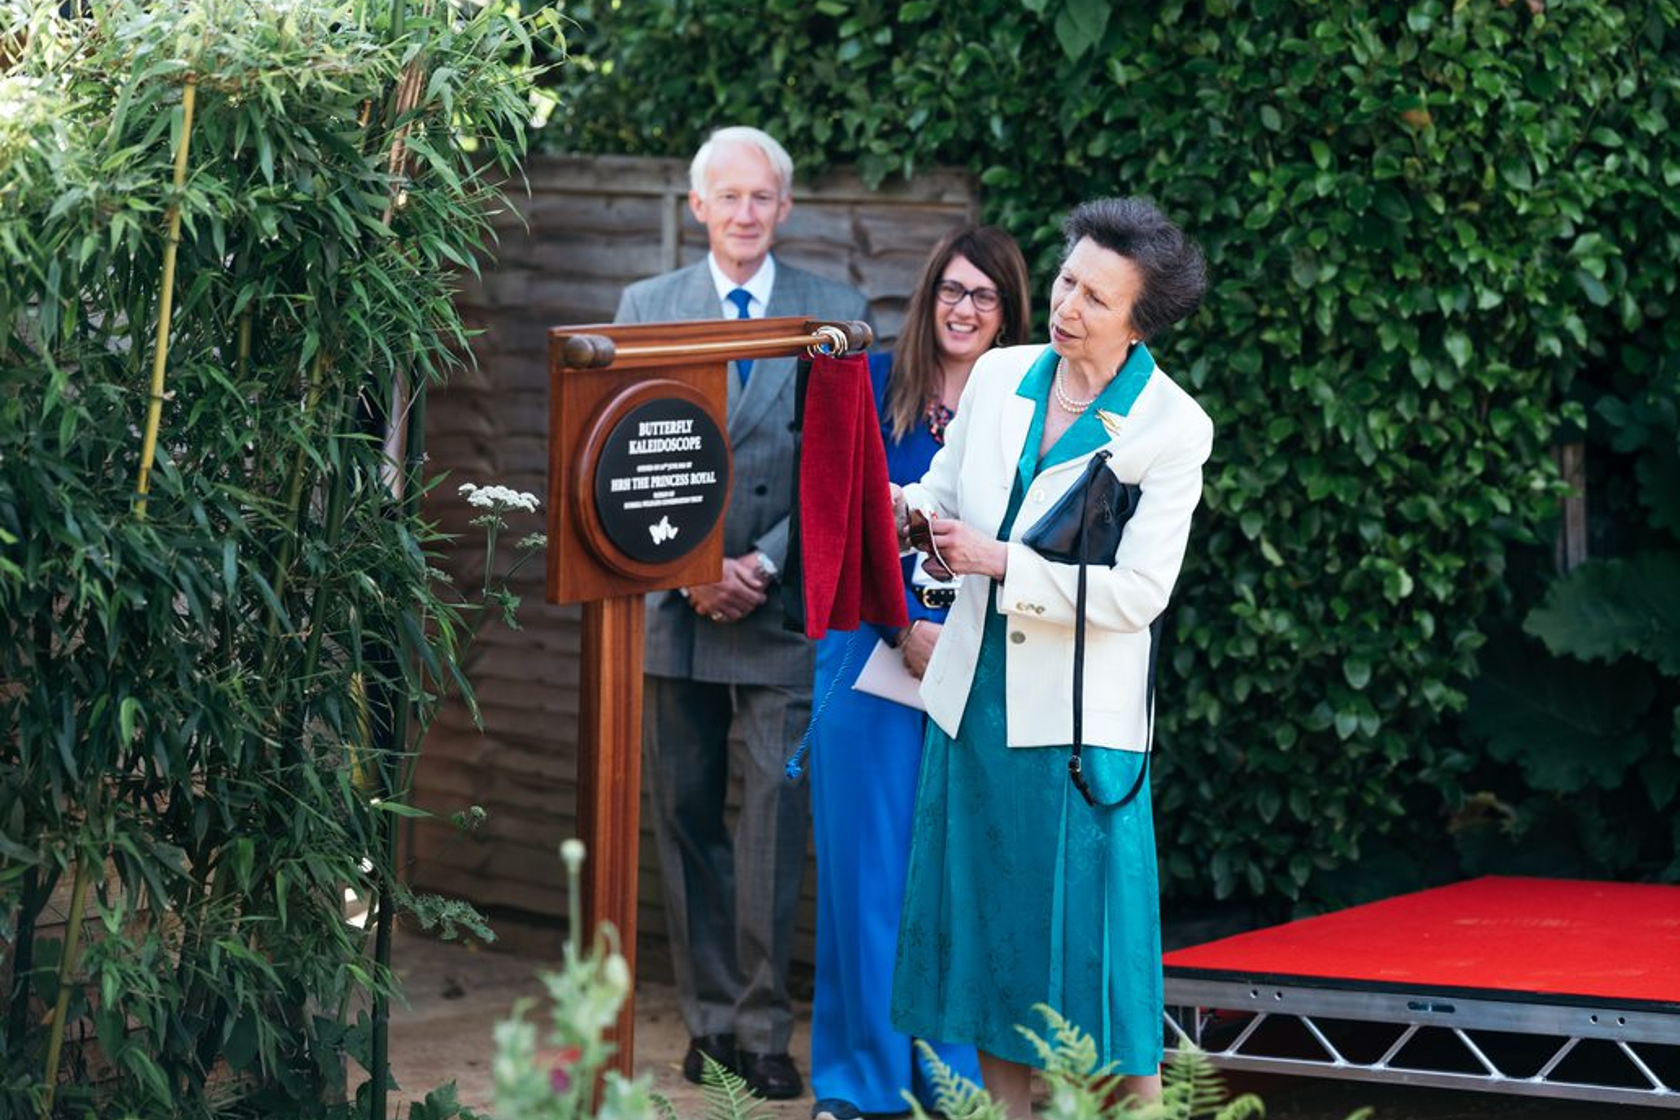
left=785, top=630, right=863, bottom=780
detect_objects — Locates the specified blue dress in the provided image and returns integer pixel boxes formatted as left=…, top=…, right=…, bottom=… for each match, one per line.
left=808, top=354, right=982, bottom=1111
left=888, top=348, right=1163, bottom=1075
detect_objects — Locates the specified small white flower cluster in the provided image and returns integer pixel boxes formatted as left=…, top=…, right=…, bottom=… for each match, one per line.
left=458, top=482, right=540, bottom=513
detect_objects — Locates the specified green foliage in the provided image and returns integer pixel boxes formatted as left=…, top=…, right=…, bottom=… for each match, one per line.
left=1460, top=375, right=1680, bottom=880
left=493, top=855, right=1360, bottom=1120
left=409, top=1082, right=490, bottom=1120
left=0, top=0, right=540, bottom=1115
left=911, top=1007, right=1370, bottom=1120
left=1528, top=552, right=1680, bottom=673
left=696, top=1057, right=770, bottom=1120
left=492, top=848, right=664, bottom=1120
left=911, top=1038, right=1004, bottom=1120
left=546, top=0, right=1680, bottom=904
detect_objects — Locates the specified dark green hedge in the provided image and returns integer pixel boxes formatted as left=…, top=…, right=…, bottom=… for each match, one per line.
left=544, top=0, right=1679, bottom=905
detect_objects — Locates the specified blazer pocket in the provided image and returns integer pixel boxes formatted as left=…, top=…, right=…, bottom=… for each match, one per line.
left=1084, top=629, right=1151, bottom=715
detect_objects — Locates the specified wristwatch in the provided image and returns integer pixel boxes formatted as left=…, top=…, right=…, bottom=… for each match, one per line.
left=753, top=552, right=779, bottom=582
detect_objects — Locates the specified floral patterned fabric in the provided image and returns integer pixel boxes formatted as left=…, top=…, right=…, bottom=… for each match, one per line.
left=923, top=395, right=956, bottom=445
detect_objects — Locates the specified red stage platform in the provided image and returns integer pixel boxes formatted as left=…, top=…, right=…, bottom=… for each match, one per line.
left=1163, top=876, right=1680, bottom=1109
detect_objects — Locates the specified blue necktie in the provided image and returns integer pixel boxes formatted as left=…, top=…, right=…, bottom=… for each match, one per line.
left=726, top=287, right=754, bottom=385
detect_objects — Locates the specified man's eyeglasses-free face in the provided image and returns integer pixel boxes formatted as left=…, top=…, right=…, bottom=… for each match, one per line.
left=934, top=279, right=1001, bottom=313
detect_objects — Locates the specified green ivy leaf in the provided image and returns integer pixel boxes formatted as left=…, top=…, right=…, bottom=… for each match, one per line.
left=1053, top=0, right=1111, bottom=60
left=1499, top=155, right=1534, bottom=191
left=1444, top=331, right=1472, bottom=369
left=1373, top=185, right=1412, bottom=222
left=1575, top=269, right=1612, bottom=306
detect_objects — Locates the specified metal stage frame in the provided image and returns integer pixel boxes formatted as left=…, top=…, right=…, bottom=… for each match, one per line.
left=1164, top=973, right=1680, bottom=1110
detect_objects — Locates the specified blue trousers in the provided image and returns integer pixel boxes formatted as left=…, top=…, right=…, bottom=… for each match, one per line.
left=809, top=630, right=982, bottom=1111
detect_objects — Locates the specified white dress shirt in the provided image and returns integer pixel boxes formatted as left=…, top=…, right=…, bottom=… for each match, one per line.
left=706, top=253, right=776, bottom=319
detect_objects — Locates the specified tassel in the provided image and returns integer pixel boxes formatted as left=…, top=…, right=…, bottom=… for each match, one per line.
left=785, top=630, right=864, bottom=780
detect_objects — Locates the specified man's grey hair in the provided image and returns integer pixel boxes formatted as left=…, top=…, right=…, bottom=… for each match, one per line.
left=689, top=127, right=795, bottom=199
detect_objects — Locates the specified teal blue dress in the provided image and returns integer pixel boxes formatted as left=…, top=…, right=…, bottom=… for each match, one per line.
left=889, top=346, right=1163, bottom=1075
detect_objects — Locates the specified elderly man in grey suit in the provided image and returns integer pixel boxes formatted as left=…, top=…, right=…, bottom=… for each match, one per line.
left=614, top=126, right=870, bottom=1101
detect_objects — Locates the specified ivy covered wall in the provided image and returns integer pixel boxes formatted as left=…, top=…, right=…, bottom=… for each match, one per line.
left=539, top=0, right=1679, bottom=907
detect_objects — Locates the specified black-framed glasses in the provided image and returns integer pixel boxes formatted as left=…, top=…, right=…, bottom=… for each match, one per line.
left=934, top=279, right=1001, bottom=313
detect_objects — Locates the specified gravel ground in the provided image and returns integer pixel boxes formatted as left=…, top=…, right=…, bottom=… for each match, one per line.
left=381, top=932, right=1664, bottom=1119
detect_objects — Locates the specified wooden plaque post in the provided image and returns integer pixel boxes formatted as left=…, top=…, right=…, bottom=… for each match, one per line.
left=547, top=316, right=870, bottom=1080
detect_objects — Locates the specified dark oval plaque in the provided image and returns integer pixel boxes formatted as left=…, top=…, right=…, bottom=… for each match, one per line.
left=592, top=397, right=730, bottom=565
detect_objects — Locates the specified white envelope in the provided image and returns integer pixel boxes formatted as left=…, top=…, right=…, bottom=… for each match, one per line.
left=850, top=638, right=928, bottom=711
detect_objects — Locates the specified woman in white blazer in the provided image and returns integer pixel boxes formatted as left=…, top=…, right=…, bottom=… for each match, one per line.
left=887, top=198, right=1213, bottom=1116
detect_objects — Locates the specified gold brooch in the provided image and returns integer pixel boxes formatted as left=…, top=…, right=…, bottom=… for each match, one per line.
left=1096, top=409, right=1127, bottom=439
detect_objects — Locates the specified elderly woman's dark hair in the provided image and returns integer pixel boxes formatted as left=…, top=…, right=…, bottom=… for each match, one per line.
left=1063, top=198, right=1207, bottom=340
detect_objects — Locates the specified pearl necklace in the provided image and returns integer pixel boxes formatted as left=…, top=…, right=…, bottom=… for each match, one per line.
left=1054, top=360, right=1097, bottom=414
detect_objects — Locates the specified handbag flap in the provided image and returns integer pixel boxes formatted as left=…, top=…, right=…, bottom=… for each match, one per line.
left=1021, top=452, right=1140, bottom=567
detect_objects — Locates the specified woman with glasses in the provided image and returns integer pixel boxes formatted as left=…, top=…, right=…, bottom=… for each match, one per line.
left=890, top=199, right=1212, bottom=1116
left=807, top=226, right=1031, bottom=1120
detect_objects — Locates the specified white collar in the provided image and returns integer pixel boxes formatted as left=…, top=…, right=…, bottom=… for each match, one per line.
left=707, top=252, right=776, bottom=312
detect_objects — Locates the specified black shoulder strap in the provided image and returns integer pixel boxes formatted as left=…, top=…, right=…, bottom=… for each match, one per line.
left=1067, top=457, right=1160, bottom=811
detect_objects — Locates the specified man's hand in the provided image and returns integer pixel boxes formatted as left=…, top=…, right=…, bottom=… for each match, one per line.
left=687, top=554, right=771, bottom=623
left=900, top=620, right=942, bottom=680
left=927, top=516, right=1009, bottom=580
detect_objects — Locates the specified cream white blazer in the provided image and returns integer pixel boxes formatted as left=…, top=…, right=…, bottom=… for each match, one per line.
left=902, top=343, right=1214, bottom=752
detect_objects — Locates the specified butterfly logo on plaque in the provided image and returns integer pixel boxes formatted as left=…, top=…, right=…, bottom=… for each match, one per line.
left=649, top=515, right=680, bottom=546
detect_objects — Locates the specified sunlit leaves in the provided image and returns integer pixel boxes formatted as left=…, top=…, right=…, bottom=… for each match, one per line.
left=546, top=0, right=1679, bottom=905
left=0, top=0, right=538, bottom=1113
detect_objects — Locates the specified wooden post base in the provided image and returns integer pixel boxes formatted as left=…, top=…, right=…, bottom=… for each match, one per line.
left=576, top=594, right=645, bottom=1081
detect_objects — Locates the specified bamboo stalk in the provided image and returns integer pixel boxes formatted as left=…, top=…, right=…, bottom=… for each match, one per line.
left=7, top=868, right=44, bottom=1069
left=298, top=399, right=349, bottom=693
left=134, top=76, right=199, bottom=519
left=376, top=0, right=434, bottom=502
left=267, top=349, right=329, bottom=632
left=44, top=74, right=201, bottom=1118
left=39, top=847, right=92, bottom=1118
left=368, top=6, right=435, bottom=1113
left=370, top=343, right=429, bottom=1120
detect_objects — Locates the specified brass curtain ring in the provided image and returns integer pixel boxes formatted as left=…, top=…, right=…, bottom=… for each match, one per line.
left=807, top=324, right=849, bottom=357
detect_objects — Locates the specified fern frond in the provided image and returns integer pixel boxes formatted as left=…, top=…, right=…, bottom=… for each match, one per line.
left=1214, top=1094, right=1265, bottom=1120
left=1159, top=1046, right=1229, bottom=1118
left=699, top=1053, right=770, bottom=1120
left=910, top=1040, right=1007, bottom=1120
left=1014, top=1023, right=1060, bottom=1069
left=1024, top=1004, right=1102, bottom=1078
left=651, top=1090, right=681, bottom=1120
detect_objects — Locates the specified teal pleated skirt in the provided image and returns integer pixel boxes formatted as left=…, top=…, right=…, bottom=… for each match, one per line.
left=888, top=599, right=1163, bottom=1074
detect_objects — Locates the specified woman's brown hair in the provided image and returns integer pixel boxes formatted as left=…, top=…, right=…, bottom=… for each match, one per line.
left=885, top=225, right=1032, bottom=441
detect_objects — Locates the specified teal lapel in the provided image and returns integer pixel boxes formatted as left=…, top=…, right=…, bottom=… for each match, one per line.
left=1009, top=347, right=1058, bottom=493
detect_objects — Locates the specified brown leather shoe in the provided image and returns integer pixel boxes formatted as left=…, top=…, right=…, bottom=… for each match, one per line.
left=739, top=1050, right=803, bottom=1100
left=682, top=1033, right=738, bottom=1085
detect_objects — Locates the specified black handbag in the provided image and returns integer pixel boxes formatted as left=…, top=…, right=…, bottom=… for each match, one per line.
left=1021, top=449, right=1163, bottom=809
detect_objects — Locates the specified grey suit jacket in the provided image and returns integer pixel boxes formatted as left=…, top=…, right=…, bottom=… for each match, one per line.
left=615, top=257, right=871, bottom=686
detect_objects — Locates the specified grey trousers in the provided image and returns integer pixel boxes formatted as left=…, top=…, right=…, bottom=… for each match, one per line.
left=642, top=675, right=812, bottom=1053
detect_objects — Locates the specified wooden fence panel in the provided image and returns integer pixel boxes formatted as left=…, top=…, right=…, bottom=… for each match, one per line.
left=411, top=154, right=976, bottom=979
